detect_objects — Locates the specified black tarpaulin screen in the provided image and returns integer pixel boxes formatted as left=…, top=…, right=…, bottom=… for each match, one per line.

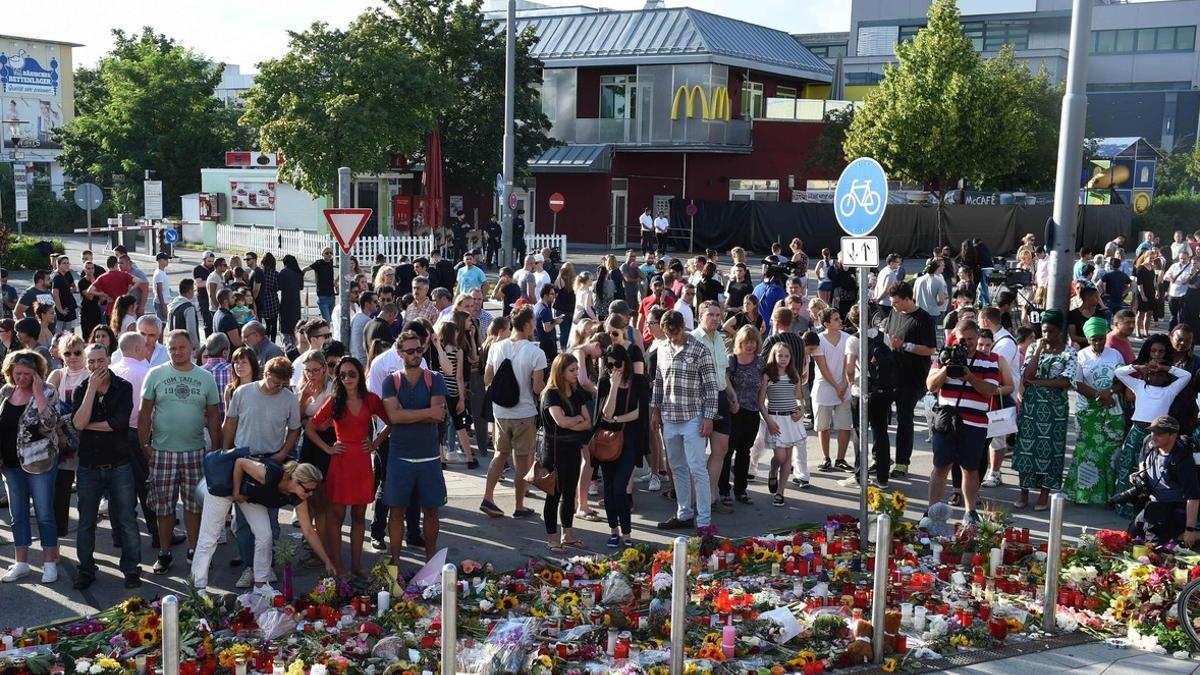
left=668, top=200, right=1132, bottom=258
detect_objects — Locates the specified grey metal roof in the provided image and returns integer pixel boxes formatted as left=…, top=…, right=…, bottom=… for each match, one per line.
left=506, top=7, right=832, bottom=81
left=529, top=143, right=612, bottom=173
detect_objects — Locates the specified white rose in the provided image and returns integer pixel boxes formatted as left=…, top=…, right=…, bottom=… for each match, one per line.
left=479, top=600, right=494, bottom=612
left=76, top=662, right=91, bottom=674
left=90, top=664, right=103, bottom=674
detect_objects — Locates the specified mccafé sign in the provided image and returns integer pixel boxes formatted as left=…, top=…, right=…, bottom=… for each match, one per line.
left=670, top=84, right=731, bottom=122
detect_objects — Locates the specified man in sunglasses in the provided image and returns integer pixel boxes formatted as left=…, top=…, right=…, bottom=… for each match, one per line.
left=222, top=357, right=302, bottom=589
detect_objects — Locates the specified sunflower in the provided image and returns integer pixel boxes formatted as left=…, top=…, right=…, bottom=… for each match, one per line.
left=703, top=631, right=722, bottom=645
left=622, top=547, right=646, bottom=565
left=538, top=568, right=554, bottom=583
left=496, top=595, right=519, bottom=611
left=867, top=488, right=883, bottom=511
left=556, top=592, right=580, bottom=610
left=882, top=657, right=898, bottom=672
left=696, top=643, right=727, bottom=662
left=536, top=655, right=553, bottom=668
left=891, top=491, right=907, bottom=512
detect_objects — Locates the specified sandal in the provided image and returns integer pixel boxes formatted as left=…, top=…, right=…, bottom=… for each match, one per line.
left=561, top=539, right=588, bottom=551
left=720, top=495, right=734, bottom=507
left=576, top=510, right=603, bottom=522
left=948, top=493, right=963, bottom=507
left=547, top=542, right=566, bottom=554
left=735, top=494, right=753, bottom=505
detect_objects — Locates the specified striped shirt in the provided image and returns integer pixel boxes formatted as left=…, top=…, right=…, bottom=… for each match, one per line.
left=766, top=374, right=799, bottom=413
left=935, top=351, right=1001, bottom=428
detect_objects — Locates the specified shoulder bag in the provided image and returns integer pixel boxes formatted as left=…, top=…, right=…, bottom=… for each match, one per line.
left=526, top=428, right=558, bottom=495
left=589, top=387, right=626, bottom=463
left=930, top=386, right=966, bottom=436
left=985, top=394, right=1018, bottom=438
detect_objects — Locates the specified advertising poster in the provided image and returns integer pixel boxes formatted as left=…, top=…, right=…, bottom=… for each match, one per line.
left=229, top=180, right=276, bottom=210
left=1, top=49, right=65, bottom=150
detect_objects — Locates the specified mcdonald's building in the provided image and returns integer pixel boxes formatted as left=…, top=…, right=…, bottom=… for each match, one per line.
left=487, top=3, right=839, bottom=246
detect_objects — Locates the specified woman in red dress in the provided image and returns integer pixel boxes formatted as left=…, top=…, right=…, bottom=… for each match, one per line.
left=305, top=356, right=389, bottom=577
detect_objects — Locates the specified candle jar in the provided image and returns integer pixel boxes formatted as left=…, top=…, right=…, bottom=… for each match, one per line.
left=894, top=634, right=908, bottom=652
left=234, top=657, right=248, bottom=675
left=978, top=603, right=991, bottom=622
left=989, top=617, right=1009, bottom=641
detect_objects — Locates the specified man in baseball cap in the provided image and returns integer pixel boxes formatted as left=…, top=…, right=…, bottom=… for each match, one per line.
left=1126, top=414, right=1200, bottom=547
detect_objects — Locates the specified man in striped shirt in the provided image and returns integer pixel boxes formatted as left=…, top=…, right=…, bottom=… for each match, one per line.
left=926, top=319, right=1005, bottom=526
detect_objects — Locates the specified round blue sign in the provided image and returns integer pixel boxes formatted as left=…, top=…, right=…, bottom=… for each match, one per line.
left=834, top=157, right=889, bottom=236
left=163, top=228, right=179, bottom=244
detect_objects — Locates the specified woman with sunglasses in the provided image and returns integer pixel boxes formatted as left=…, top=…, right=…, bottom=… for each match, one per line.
left=0, top=349, right=62, bottom=583
left=306, top=356, right=390, bottom=577
left=192, top=459, right=334, bottom=594
left=296, top=349, right=335, bottom=566
left=47, top=334, right=88, bottom=536
left=596, top=344, right=644, bottom=548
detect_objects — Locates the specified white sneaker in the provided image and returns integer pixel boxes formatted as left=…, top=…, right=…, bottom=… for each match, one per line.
left=2, top=563, right=30, bottom=583
left=981, top=471, right=1002, bottom=488
left=98, top=498, right=109, bottom=517
left=445, top=451, right=469, bottom=465
left=633, top=471, right=652, bottom=484
left=253, top=584, right=280, bottom=597
left=41, top=562, right=57, bottom=584
left=648, top=474, right=663, bottom=492
left=235, top=567, right=255, bottom=589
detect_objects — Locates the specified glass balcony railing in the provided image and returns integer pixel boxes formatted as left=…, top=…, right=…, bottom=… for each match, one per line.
left=572, top=117, right=752, bottom=148
left=761, top=98, right=863, bottom=122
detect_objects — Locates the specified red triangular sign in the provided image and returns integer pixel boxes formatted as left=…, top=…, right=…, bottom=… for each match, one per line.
left=324, top=208, right=372, bottom=253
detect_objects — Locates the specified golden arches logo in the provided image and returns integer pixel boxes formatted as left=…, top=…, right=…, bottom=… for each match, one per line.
left=670, top=84, right=731, bottom=122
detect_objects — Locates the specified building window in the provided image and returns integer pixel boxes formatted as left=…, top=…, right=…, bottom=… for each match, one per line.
left=1093, top=25, right=1196, bottom=53
left=729, top=179, right=780, bottom=201
left=742, top=81, right=765, bottom=118
left=775, top=86, right=797, bottom=99
left=600, top=75, right=637, bottom=120
left=898, top=25, right=923, bottom=44
left=808, top=43, right=848, bottom=58
left=847, top=72, right=884, bottom=85
left=983, top=21, right=1029, bottom=51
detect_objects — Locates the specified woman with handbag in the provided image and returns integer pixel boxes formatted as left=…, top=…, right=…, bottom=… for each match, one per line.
left=539, top=353, right=593, bottom=553
left=47, top=334, right=87, bottom=537
left=1012, top=310, right=1077, bottom=511
left=192, top=458, right=335, bottom=594
left=0, top=350, right=62, bottom=583
left=1065, top=316, right=1124, bottom=504
left=595, top=344, right=644, bottom=549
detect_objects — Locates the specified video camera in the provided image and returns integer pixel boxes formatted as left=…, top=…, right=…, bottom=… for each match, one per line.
left=760, top=256, right=799, bottom=284
left=938, top=342, right=970, bottom=379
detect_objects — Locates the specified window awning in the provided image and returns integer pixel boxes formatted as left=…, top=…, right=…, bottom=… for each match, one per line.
left=529, top=144, right=613, bottom=173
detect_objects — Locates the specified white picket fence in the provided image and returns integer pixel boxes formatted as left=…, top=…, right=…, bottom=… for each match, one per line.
left=215, top=225, right=566, bottom=265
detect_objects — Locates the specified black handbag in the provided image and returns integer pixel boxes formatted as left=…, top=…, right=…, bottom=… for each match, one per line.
left=931, top=388, right=966, bottom=436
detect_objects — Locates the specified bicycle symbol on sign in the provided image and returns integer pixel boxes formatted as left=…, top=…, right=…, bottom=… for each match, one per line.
left=838, top=179, right=883, bottom=219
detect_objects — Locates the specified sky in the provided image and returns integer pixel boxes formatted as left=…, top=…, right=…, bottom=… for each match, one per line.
left=1, top=0, right=852, bottom=71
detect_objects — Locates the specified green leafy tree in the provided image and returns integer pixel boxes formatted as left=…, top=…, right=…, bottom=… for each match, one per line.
left=843, top=0, right=1057, bottom=195
left=978, top=49, right=1062, bottom=190
left=57, top=27, right=240, bottom=215
left=240, top=10, right=445, bottom=198
left=388, top=0, right=555, bottom=195
left=803, top=106, right=855, bottom=174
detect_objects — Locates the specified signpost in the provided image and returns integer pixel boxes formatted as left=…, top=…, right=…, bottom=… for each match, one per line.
left=834, top=157, right=888, bottom=550
left=508, top=190, right=518, bottom=212
left=144, top=179, right=164, bottom=221
left=548, top=192, right=565, bottom=236
left=330, top=167, right=364, bottom=345
left=74, top=182, right=104, bottom=249
left=13, top=165, right=28, bottom=235
left=686, top=201, right=698, bottom=252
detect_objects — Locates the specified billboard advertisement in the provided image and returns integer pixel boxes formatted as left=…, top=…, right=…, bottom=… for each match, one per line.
left=1, top=47, right=67, bottom=151
left=230, top=180, right=276, bottom=210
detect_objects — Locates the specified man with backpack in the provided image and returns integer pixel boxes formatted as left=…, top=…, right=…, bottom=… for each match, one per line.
left=881, top=281, right=938, bottom=478
left=167, top=280, right=202, bottom=359
left=843, top=312, right=897, bottom=488
left=480, top=305, right=547, bottom=518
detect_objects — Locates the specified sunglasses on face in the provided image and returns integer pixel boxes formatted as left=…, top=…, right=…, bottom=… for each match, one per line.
left=64, top=350, right=83, bottom=357
left=400, top=347, right=423, bottom=355
left=338, top=371, right=358, bottom=380
left=605, top=361, right=620, bottom=369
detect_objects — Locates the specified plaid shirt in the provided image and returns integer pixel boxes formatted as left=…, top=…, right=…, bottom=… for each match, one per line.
left=652, top=335, right=718, bottom=423
left=405, top=298, right=441, bottom=327
left=203, top=358, right=232, bottom=416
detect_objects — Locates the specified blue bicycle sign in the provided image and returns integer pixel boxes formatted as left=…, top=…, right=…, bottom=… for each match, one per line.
left=834, top=157, right=889, bottom=236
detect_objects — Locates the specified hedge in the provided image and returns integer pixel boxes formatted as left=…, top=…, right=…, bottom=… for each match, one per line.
left=1132, top=193, right=1200, bottom=241
left=1, top=233, right=65, bottom=271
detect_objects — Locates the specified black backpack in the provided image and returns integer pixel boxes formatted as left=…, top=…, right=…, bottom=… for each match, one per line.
left=866, top=331, right=897, bottom=398
left=490, top=344, right=522, bottom=408
left=169, top=301, right=194, bottom=332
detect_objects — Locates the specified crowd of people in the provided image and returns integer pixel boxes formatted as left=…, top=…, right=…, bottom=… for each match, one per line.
left=2, top=226, right=1200, bottom=593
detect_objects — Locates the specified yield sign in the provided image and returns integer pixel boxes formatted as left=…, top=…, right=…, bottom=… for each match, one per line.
left=324, top=208, right=373, bottom=253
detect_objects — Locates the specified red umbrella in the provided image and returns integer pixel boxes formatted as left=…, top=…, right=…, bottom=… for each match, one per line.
left=420, top=124, right=444, bottom=241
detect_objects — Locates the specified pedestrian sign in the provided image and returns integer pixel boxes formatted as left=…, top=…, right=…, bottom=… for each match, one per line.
left=834, top=157, right=888, bottom=236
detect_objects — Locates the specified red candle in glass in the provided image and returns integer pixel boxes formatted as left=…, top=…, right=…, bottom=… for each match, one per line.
left=895, top=634, right=907, bottom=652
left=978, top=603, right=991, bottom=621
left=989, top=617, right=1008, bottom=641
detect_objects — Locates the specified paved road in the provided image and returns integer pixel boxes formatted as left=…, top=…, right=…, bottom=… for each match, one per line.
left=0, top=235, right=1133, bottom=638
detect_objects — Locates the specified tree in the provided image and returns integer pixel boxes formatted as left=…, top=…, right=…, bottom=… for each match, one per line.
left=57, top=28, right=241, bottom=215
left=1155, top=143, right=1200, bottom=196
left=843, top=0, right=1055, bottom=195
left=803, top=106, right=855, bottom=174
left=977, top=49, right=1061, bottom=191
left=240, top=10, right=445, bottom=198
left=388, top=0, right=555, bottom=195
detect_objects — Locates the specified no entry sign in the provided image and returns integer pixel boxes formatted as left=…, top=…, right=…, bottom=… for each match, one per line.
left=549, top=192, right=566, bottom=213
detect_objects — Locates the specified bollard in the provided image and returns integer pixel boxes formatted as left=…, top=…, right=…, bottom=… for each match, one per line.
left=161, top=595, right=180, bottom=675
left=670, top=536, right=688, bottom=675
left=871, top=514, right=891, bottom=663
left=1042, top=492, right=1066, bottom=632
left=441, top=564, right=457, bottom=675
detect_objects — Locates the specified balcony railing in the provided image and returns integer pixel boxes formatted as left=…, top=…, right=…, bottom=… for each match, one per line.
left=572, top=117, right=752, bottom=148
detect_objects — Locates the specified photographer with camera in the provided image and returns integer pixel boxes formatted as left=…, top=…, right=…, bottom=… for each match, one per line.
left=925, top=319, right=1005, bottom=525
left=1117, top=415, right=1200, bottom=547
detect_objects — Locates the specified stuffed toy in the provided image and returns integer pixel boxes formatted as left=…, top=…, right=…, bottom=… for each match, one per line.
left=919, top=501, right=955, bottom=539
left=843, top=620, right=874, bottom=664
left=883, top=609, right=903, bottom=652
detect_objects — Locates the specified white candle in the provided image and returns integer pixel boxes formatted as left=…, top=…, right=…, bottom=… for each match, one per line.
left=377, top=591, right=391, bottom=616
left=931, top=543, right=943, bottom=564
left=912, top=613, right=926, bottom=631
left=310, top=665, right=327, bottom=675
left=989, top=547, right=1003, bottom=574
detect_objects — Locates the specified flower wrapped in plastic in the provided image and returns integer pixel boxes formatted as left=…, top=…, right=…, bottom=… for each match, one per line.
left=459, top=618, right=538, bottom=674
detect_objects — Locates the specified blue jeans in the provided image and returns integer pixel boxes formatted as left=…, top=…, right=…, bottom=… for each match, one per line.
left=558, top=314, right=573, bottom=350
left=236, top=504, right=279, bottom=571
left=76, top=463, right=141, bottom=577
left=599, top=436, right=637, bottom=535
left=4, top=465, right=58, bottom=549
left=317, top=296, right=335, bottom=322
left=662, top=416, right=711, bottom=527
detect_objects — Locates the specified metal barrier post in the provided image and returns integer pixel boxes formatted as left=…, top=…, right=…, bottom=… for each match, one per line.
left=1042, top=492, right=1066, bottom=632
left=161, top=595, right=179, bottom=675
left=670, top=536, right=688, bottom=675
left=441, top=564, right=457, bottom=675
left=872, top=514, right=891, bottom=664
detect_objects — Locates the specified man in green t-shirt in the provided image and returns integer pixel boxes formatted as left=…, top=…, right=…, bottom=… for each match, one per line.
left=138, top=330, right=221, bottom=575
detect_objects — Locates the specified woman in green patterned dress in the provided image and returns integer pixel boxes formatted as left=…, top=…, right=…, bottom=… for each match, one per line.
left=1012, top=309, right=1076, bottom=511
left=1064, top=316, right=1124, bottom=504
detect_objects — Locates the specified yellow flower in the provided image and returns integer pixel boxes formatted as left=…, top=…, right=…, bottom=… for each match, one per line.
left=556, top=592, right=580, bottom=610
left=1129, top=565, right=1151, bottom=582
left=538, top=569, right=554, bottom=583
left=497, top=595, right=519, bottom=611
left=96, top=658, right=120, bottom=671
left=536, top=655, right=553, bottom=668
left=891, top=491, right=907, bottom=512
left=703, top=631, right=722, bottom=645
left=882, top=657, right=898, bottom=672
left=286, top=661, right=306, bottom=675
left=529, top=607, right=547, bottom=618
